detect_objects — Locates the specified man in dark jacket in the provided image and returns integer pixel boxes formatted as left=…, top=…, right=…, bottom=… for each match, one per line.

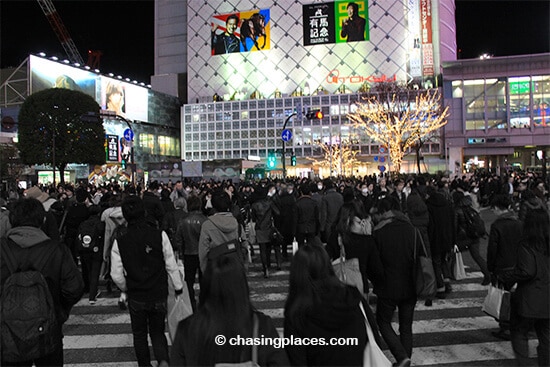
left=372, top=196, right=417, bottom=367
left=426, top=185, right=455, bottom=297
left=295, top=183, right=320, bottom=247
left=110, top=196, right=183, bottom=367
left=64, top=187, right=90, bottom=264
left=175, top=195, right=207, bottom=311
left=319, top=178, right=343, bottom=243
left=277, top=183, right=297, bottom=259
left=142, top=181, right=165, bottom=229
left=1, top=198, right=84, bottom=366
left=487, top=194, right=523, bottom=340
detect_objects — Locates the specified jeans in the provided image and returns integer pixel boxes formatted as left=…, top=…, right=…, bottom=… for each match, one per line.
left=183, top=255, right=201, bottom=311
left=128, top=299, right=169, bottom=367
left=376, top=297, right=416, bottom=363
left=510, top=306, right=550, bottom=366
left=432, top=253, right=450, bottom=292
left=2, top=344, right=63, bottom=367
left=80, top=253, right=102, bottom=300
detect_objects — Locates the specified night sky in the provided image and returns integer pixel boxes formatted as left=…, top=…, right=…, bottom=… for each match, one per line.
left=1, top=0, right=548, bottom=83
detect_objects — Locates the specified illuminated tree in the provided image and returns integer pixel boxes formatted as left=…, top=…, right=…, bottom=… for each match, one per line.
left=18, top=88, right=105, bottom=184
left=307, top=140, right=360, bottom=177
left=348, top=86, right=449, bottom=174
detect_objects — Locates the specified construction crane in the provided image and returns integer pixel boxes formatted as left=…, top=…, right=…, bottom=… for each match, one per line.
left=36, top=0, right=85, bottom=65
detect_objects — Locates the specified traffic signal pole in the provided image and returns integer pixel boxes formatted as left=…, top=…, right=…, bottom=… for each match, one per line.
left=282, top=112, right=296, bottom=179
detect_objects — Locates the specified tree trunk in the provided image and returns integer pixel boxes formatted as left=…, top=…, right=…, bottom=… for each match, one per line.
left=58, top=163, right=66, bottom=184
left=416, top=146, right=422, bottom=174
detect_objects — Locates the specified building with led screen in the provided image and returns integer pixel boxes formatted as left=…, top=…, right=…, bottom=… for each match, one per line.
left=152, top=0, right=457, bottom=176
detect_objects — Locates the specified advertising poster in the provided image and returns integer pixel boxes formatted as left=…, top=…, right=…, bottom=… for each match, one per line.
left=100, top=76, right=148, bottom=122
left=211, top=9, right=271, bottom=55
left=420, top=0, right=434, bottom=76
left=0, top=106, right=19, bottom=133
left=106, top=134, right=119, bottom=162
left=202, top=159, right=241, bottom=182
left=303, top=1, right=368, bottom=46
left=29, top=55, right=97, bottom=97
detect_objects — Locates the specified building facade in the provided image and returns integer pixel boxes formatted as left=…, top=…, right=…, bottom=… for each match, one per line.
left=442, top=54, right=550, bottom=175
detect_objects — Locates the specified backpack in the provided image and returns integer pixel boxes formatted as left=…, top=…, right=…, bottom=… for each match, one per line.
left=76, top=215, right=105, bottom=254
left=462, top=205, right=486, bottom=239
left=1, top=239, right=59, bottom=362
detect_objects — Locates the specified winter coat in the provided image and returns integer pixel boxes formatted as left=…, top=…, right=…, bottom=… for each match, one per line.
left=175, top=210, right=207, bottom=256
left=487, top=211, right=523, bottom=275
left=407, top=192, right=431, bottom=256
left=277, top=192, right=297, bottom=236
left=172, top=311, right=289, bottom=366
left=101, top=206, right=127, bottom=261
left=501, top=243, right=549, bottom=319
left=142, top=191, right=165, bottom=228
left=426, top=191, right=455, bottom=256
left=251, top=198, right=280, bottom=244
left=320, top=188, right=344, bottom=238
left=454, top=194, right=480, bottom=250
left=162, top=208, right=188, bottom=251
left=198, top=212, right=239, bottom=273
left=110, top=221, right=183, bottom=303
left=326, top=229, right=384, bottom=294
left=64, top=202, right=90, bottom=247
left=284, top=283, right=371, bottom=366
left=373, top=211, right=417, bottom=301
left=295, top=195, right=320, bottom=235
left=1, top=227, right=84, bottom=342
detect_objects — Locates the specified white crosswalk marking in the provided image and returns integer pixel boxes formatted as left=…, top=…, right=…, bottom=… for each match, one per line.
left=63, top=263, right=537, bottom=366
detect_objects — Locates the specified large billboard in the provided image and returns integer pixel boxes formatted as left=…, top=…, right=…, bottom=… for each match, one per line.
left=211, top=9, right=271, bottom=55
left=303, top=1, right=369, bottom=46
left=99, top=77, right=148, bottom=122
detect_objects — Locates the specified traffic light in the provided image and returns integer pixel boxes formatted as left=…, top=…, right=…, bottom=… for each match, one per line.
left=267, top=152, right=277, bottom=169
left=306, top=109, right=323, bottom=120
left=291, top=155, right=297, bottom=166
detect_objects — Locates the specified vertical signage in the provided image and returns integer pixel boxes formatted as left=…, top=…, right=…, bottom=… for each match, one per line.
left=407, top=0, right=422, bottom=78
left=106, top=134, right=119, bottom=162
left=303, top=3, right=335, bottom=46
left=420, top=0, right=434, bottom=76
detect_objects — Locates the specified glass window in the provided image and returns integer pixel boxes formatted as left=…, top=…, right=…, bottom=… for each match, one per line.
left=241, top=121, right=249, bottom=129
left=533, top=75, right=550, bottom=127
left=224, top=131, right=231, bottom=139
left=486, top=79, right=507, bottom=130
left=242, top=131, right=248, bottom=138
left=208, top=141, right=215, bottom=149
left=250, top=121, right=257, bottom=129
left=241, top=111, right=249, bottom=120
left=259, top=120, right=266, bottom=129
left=464, top=79, right=486, bottom=130
left=250, top=110, right=257, bottom=119
left=250, top=130, right=257, bottom=138
left=258, top=100, right=265, bottom=108
left=509, top=76, right=531, bottom=128
left=232, top=131, right=240, bottom=139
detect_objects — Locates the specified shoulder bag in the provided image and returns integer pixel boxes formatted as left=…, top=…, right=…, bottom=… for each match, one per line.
left=414, top=228, right=437, bottom=298
left=332, top=234, right=364, bottom=293
left=359, top=302, right=392, bottom=367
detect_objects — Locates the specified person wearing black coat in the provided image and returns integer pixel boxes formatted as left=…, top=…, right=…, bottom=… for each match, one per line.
left=372, top=196, right=418, bottom=367
left=425, top=185, right=455, bottom=296
left=295, top=183, right=320, bottom=247
left=284, top=244, right=380, bottom=367
left=142, top=181, right=165, bottom=229
left=500, top=209, right=549, bottom=367
left=1, top=198, right=84, bottom=366
left=277, top=183, right=297, bottom=259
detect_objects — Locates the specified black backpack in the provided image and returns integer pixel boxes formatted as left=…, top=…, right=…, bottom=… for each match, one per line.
left=76, top=215, right=105, bottom=254
left=462, top=205, right=487, bottom=239
left=1, top=239, right=59, bottom=362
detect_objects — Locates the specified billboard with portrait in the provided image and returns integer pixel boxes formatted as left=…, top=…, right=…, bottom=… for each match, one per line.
left=100, top=77, right=148, bottom=122
left=211, top=9, right=271, bottom=55
left=303, top=1, right=369, bottom=46
left=29, top=55, right=97, bottom=96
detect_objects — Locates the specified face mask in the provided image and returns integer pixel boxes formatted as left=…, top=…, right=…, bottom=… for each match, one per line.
left=185, top=187, right=192, bottom=192
left=317, top=184, right=323, bottom=191
left=288, top=190, right=293, bottom=194
left=362, top=188, right=369, bottom=195
left=268, top=190, right=275, bottom=197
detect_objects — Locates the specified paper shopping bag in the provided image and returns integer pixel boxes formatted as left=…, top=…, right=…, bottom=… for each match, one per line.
left=453, top=248, right=467, bottom=280
left=482, top=284, right=511, bottom=322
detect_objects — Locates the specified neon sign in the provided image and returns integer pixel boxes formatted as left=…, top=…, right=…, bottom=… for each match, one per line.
left=326, top=69, right=397, bottom=84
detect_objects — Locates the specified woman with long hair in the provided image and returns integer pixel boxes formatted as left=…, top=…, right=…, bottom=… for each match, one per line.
left=170, top=255, right=288, bottom=366
left=500, top=208, right=549, bottom=366
left=284, top=244, right=381, bottom=366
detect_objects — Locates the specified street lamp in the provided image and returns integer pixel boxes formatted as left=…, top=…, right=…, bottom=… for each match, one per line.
left=281, top=112, right=296, bottom=178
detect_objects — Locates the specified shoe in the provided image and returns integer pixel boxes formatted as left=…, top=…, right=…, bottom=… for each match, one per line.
left=89, top=299, right=96, bottom=305
left=436, top=292, right=446, bottom=299
left=481, top=277, right=491, bottom=286
left=424, top=299, right=433, bottom=307
left=89, top=290, right=101, bottom=305
left=263, top=269, right=269, bottom=278
left=492, top=330, right=511, bottom=341
left=445, top=283, right=452, bottom=293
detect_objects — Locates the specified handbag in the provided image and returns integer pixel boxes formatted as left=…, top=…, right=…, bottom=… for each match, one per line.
left=292, top=239, right=299, bottom=255
left=452, top=245, right=467, bottom=280
left=332, top=234, right=364, bottom=293
left=215, top=313, right=259, bottom=367
left=167, top=260, right=194, bottom=341
left=482, top=283, right=511, bottom=322
left=359, top=302, right=392, bottom=367
left=414, top=228, right=437, bottom=298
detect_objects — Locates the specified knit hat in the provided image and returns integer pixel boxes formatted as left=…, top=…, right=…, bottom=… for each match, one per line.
left=25, top=186, right=49, bottom=203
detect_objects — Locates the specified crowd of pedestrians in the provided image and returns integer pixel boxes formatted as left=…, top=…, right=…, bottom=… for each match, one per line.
left=0, top=169, right=548, bottom=366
